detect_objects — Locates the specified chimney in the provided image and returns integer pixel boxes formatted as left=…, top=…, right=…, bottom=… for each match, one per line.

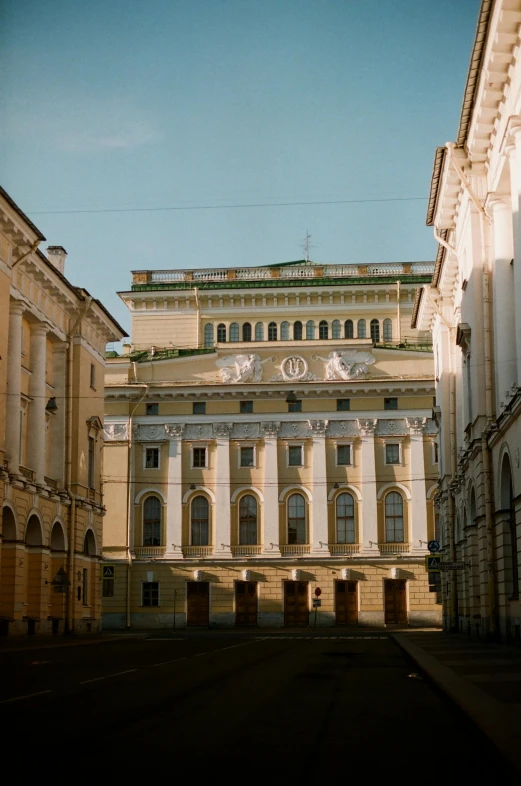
left=47, top=246, right=67, bottom=274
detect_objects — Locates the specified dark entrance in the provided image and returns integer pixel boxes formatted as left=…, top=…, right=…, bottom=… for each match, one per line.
left=384, top=579, right=408, bottom=624
left=284, top=581, right=309, bottom=627
left=186, top=581, right=210, bottom=626
left=235, top=581, right=258, bottom=627
left=335, top=580, right=358, bottom=625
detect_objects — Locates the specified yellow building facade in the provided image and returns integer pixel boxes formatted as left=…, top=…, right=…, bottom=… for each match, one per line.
left=0, top=187, right=126, bottom=637
left=103, top=260, right=442, bottom=628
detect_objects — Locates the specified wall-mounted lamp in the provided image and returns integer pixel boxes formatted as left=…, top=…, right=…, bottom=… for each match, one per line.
left=45, top=397, right=58, bottom=412
left=333, top=482, right=340, bottom=489
left=189, top=483, right=196, bottom=490
left=286, top=391, right=297, bottom=403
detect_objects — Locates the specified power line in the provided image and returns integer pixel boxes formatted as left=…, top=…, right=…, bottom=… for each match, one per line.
left=28, top=195, right=428, bottom=216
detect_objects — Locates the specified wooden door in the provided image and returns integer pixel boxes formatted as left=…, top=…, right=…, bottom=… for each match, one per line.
left=186, top=581, right=210, bottom=626
left=284, top=581, right=309, bottom=627
left=335, top=581, right=358, bottom=625
left=384, top=579, right=408, bottom=624
left=235, top=582, right=258, bottom=627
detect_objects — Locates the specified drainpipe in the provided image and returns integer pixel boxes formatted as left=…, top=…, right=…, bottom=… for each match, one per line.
left=194, top=287, right=200, bottom=348
left=125, top=383, right=149, bottom=628
left=64, top=296, right=93, bottom=634
left=445, top=142, right=498, bottom=638
left=11, top=240, right=41, bottom=269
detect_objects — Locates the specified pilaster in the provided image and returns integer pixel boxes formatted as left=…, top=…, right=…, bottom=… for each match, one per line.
left=261, top=422, right=281, bottom=557
left=213, top=423, right=233, bottom=557
left=165, top=424, right=184, bottom=558
left=407, top=418, right=428, bottom=553
left=27, top=322, right=49, bottom=485
left=309, top=420, right=330, bottom=556
left=5, top=301, right=25, bottom=476
left=358, top=419, right=378, bottom=554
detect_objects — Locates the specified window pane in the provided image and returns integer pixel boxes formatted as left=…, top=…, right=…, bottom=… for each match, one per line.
left=146, top=403, right=158, bottom=415
left=191, top=495, right=209, bottom=545
left=370, top=319, right=380, bottom=342
left=240, top=400, right=253, bottom=413
left=288, top=446, right=302, bottom=465
left=268, top=322, right=277, bottom=341
left=386, top=444, right=400, bottom=464
left=240, top=447, right=254, bottom=467
left=306, top=320, right=315, bottom=339
left=357, top=319, right=366, bottom=338
left=288, top=493, right=306, bottom=544
left=239, top=495, right=257, bottom=544
left=281, top=321, right=290, bottom=340
left=243, top=322, right=252, bottom=341
left=383, top=318, right=392, bottom=341
left=385, top=492, right=404, bottom=542
left=143, top=496, right=161, bottom=546
left=288, top=400, right=302, bottom=412
left=384, top=397, right=398, bottom=410
left=344, top=320, right=353, bottom=339
left=337, top=399, right=350, bottom=411
left=193, top=447, right=206, bottom=467
left=230, top=322, right=239, bottom=341
left=332, top=319, right=341, bottom=339
left=336, top=493, right=355, bottom=543
left=217, top=323, right=226, bottom=342
left=204, top=324, right=214, bottom=347
left=319, top=320, right=328, bottom=339
left=193, top=402, right=206, bottom=415
left=145, top=448, right=159, bottom=468
left=294, top=321, right=303, bottom=340
left=255, top=322, right=264, bottom=340
left=337, top=445, right=351, bottom=465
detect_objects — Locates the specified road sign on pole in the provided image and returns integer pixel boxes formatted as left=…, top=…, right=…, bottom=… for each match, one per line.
left=427, top=540, right=440, bottom=553
left=312, top=598, right=322, bottom=608
left=315, top=587, right=322, bottom=597
left=438, top=562, right=467, bottom=571
left=425, top=555, right=442, bottom=572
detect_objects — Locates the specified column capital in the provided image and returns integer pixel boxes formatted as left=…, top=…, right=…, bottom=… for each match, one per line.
left=29, top=321, right=50, bottom=337
left=213, top=422, right=233, bottom=439
left=406, top=417, right=427, bottom=435
left=9, top=299, right=25, bottom=317
left=260, top=421, right=281, bottom=438
left=487, top=194, right=511, bottom=214
left=307, top=419, right=328, bottom=437
left=506, top=116, right=521, bottom=147
left=357, top=418, right=377, bottom=436
left=165, top=424, right=185, bottom=439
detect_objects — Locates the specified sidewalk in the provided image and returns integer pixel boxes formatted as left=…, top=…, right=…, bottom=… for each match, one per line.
left=393, top=630, right=521, bottom=776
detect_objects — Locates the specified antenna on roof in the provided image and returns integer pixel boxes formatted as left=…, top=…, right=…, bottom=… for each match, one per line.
left=303, top=230, right=314, bottom=263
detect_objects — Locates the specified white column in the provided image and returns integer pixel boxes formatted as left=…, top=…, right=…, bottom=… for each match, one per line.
left=261, top=422, right=281, bottom=557
left=507, top=125, right=521, bottom=385
left=5, top=301, right=25, bottom=475
left=49, top=342, right=68, bottom=487
left=358, top=419, right=378, bottom=554
left=309, top=420, right=330, bottom=556
left=408, top=419, right=428, bottom=553
left=490, top=197, right=517, bottom=409
left=26, top=322, right=48, bottom=485
left=213, top=424, right=232, bottom=557
left=165, top=425, right=184, bottom=558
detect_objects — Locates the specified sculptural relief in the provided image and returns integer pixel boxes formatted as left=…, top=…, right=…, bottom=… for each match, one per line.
left=315, top=350, right=376, bottom=380
left=216, top=354, right=269, bottom=383
left=271, top=355, right=318, bottom=382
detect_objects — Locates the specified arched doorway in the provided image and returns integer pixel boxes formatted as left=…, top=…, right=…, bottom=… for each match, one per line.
left=500, top=455, right=519, bottom=600
left=81, top=530, right=97, bottom=609
left=25, top=514, right=45, bottom=628
left=49, top=521, right=67, bottom=629
left=0, top=506, right=18, bottom=632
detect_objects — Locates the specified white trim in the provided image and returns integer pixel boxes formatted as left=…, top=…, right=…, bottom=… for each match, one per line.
left=426, top=484, right=438, bottom=500
left=382, top=440, right=403, bottom=466
left=231, top=486, right=265, bottom=504
left=327, top=483, right=361, bottom=502
left=182, top=487, right=216, bottom=504
left=377, top=482, right=411, bottom=501
left=134, top=487, right=167, bottom=505
left=279, top=484, right=313, bottom=503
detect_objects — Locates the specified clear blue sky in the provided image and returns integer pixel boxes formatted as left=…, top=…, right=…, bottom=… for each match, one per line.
left=1, top=0, right=480, bottom=340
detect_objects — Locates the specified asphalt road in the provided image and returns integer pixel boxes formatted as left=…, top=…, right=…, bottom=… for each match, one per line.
left=1, top=632, right=514, bottom=778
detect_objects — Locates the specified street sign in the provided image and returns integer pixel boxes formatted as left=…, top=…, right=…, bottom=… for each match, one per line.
left=312, top=598, right=322, bottom=608
left=102, top=565, right=115, bottom=579
left=425, top=555, right=442, bottom=572
left=428, top=540, right=440, bottom=553
left=315, top=587, right=322, bottom=597
left=50, top=567, right=70, bottom=587
left=438, top=562, right=467, bottom=571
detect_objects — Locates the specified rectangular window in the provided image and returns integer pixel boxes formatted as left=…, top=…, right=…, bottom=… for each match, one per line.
left=102, top=579, right=114, bottom=597
left=240, top=446, right=254, bottom=467
left=337, top=444, right=351, bottom=466
left=193, top=402, right=206, bottom=415
left=146, top=403, right=159, bottom=416
left=88, top=436, right=95, bottom=488
left=240, top=400, right=253, bottom=413
left=433, top=442, right=439, bottom=464
left=82, top=568, right=88, bottom=605
left=90, top=363, right=96, bottom=389
left=384, top=397, right=398, bottom=410
left=142, top=581, right=159, bottom=607
left=385, top=444, right=400, bottom=465
left=145, top=447, right=159, bottom=469
left=288, top=445, right=303, bottom=466
left=337, top=399, right=350, bottom=411
left=288, top=400, right=302, bottom=413
left=192, top=447, right=207, bottom=468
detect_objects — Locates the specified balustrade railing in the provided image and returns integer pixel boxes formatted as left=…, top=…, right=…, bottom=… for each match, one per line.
left=280, top=544, right=311, bottom=556
left=378, top=542, right=410, bottom=554
left=231, top=545, right=263, bottom=556
left=329, top=543, right=361, bottom=555
left=19, top=465, right=35, bottom=482
left=134, top=546, right=166, bottom=558
left=182, top=545, right=213, bottom=558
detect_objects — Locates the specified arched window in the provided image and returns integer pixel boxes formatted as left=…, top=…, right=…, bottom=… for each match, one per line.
left=288, top=493, right=306, bottom=544
left=217, top=323, right=226, bottom=343
left=143, top=496, right=162, bottom=546
left=25, top=515, right=43, bottom=546
left=357, top=319, right=366, bottom=338
left=204, top=323, right=214, bottom=348
left=370, top=319, right=380, bottom=342
left=268, top=322, right=278, bottom=341
left=501, top=455, right=519, bottom=598
left=50, top=521, right=65, bottom=551
left=319, top=320, right=329, bottom=339
left=383, top=318, right=392, bottom=341
left=242, top=322, right=252, bottom=342
left=281, top=321, right=290, bottom=340
left=385, top=492, right=404, bottom=543
left=239, top=495, right=258, bottom=545
left=229, top=322, right=239, bottom=342
left=336, top=493, right=355, bottom=543
left=306, top=320, right=315, bottom=340
left=255, top=322, right=264, bottom=341
left=294, top=321, right=303, bottom=340
left=344, top=320, right=353, bottom=339
left=332, top=319, right=341, bottom=339
left=2, top=506, right=16, bottom=541
left=191, top=495, right=209, bottom=546
left=84, top=529, right=97, bottom=555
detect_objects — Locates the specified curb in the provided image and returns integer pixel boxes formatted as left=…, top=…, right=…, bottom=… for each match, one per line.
left=392, top=633, right=521, bottom=776
left=0, top=634, right=149, bottom=654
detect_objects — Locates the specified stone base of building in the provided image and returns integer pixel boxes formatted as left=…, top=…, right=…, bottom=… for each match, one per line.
left=408, top=609, right=442, bottom=627
left=358, top=611, right=385, bottom=627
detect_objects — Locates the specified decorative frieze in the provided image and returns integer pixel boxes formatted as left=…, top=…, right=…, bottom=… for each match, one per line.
left=104, top=423, right=129, bottom=441
left=185, top=424, right=213, bottom=441
left=215, top=353, right=269, bottom=383
left=406, top=417, right=427, bottom=435
left=357, top=418, right=377, bottom=436
left=375, top=419, right=408, bottom=436
left=213, top=423, right=233, bottom=438
left=260, top=421, right=281, bottom=438
left=314, top=350, right=375, bottom=380
left=308, top=419, right=329, bottom=437
left=133, top=424, right=167, bottom=442
left=327, top=420, right=359, bottom=437
left=165, top=424, right=185, bottom=439
left=280, top=421, right=311, bottom=439
left=232, top=422, right=261, bottom=440
left=270, top=355, right=318, bottom=382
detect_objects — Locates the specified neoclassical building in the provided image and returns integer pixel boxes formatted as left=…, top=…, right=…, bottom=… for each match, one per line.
left=414, top=0, right=521, bottom=640
left=103, top=259, right=441, bottom=629
left=0, top=186, right=126, bottom=637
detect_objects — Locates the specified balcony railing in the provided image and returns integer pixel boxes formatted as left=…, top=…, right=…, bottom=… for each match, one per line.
left=134, top=546, right=166, bottom=558
left=19, top=465, right=35, bottom=482
left=231, top=545, right=263, bottom=556
left=182, top=546, right=213, bottom=558
left=329, top=543, right=361, bottom=555
left=378, top=542, right=410, bottom=555
left=44, top=476, right=58, bottom=490
left=280, top=544, right=311, bottom=556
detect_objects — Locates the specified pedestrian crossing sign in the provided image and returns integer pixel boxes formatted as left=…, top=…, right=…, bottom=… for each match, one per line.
left=102, top=565, right=115, bottom=578
left=425, top=555, right=442, bottom=572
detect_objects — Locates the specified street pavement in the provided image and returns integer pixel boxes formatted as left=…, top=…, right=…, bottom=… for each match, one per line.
left=0, top=629, right=516, bottom=779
